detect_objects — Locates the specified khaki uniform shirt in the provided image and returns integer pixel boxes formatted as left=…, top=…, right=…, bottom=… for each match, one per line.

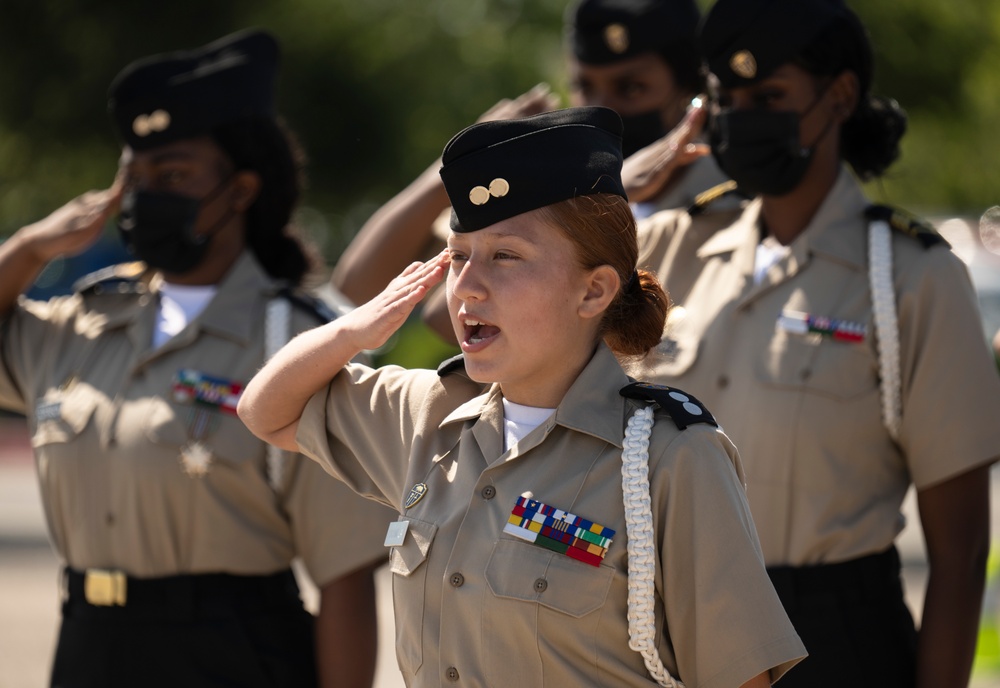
left=0, top=253, right=390, bottom=585
left=297, top=344, right=805, bottom=688
left=636, top=167, right=1000, bottom=567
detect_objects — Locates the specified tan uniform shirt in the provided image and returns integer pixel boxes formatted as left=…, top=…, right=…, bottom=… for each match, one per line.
left=636, top=167, right=1000, bottom=567
left=297, top=344, right=805, bottom=688
left=0, top=253, right=391, bottom=585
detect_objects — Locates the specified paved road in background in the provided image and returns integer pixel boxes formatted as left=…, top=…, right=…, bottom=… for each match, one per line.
left=3, top=416, right=999, bottom=687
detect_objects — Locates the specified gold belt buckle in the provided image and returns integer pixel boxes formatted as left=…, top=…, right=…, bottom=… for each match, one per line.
left=84, top=569, right=127, bottom=606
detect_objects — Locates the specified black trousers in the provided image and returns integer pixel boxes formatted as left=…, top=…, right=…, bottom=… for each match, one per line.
left=768, top=547, right=918, bottom=688
left=50, top=569, right=318, bottom=688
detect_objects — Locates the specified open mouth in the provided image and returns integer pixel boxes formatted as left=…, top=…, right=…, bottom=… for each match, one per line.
left=462, top=318, right=501, bottom=347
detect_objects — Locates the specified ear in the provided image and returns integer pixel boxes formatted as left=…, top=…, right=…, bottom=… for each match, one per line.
left=829, top=70, right=860, bottom=125
left=578, top=264, right=620, bottom=321
left=230, top=170, right=262, bottom=212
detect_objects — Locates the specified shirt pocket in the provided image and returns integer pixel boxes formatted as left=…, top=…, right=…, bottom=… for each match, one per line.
left=486, top=538, right=615, bottom=617
left=31, top=384, right=101, bottom=448
left=389, top=516, right=438, bottom=677
left=483, top=539, right=617, bottom=685
left=143, top=398, right=263, bottom=465
left=756, top=327, right=878, bottom=401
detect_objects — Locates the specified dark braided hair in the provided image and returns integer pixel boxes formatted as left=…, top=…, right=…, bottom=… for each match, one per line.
left=794, top=11, right=907, bottom=180
left=211, top=117, right=322, bottom=286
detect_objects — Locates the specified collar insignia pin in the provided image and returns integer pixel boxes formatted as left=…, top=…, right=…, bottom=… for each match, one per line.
left=404, top=483, right=428, bottom=509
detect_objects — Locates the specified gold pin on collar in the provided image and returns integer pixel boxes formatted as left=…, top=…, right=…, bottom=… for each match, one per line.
left=469, top=178, right=510, bottom=206
left=604, top=23, right=629, bottom=54
left=729, top=50, right=757, bottom=79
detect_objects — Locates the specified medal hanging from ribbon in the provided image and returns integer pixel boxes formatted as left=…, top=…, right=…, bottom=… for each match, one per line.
left=171, top=369, right=244, bottom=477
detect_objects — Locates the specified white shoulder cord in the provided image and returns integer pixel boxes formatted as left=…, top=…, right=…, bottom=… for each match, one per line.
left=867, top=220, right=902, bottom=442
left=621, top=405, right=685, bottom=688
left=264, top=298, right=292, bottom=490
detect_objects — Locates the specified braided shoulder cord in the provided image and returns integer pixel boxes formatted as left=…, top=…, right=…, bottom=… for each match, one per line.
left=622, top=405, right=685, bottom=688
left=867, top=220, right=901, bottom=442
left=264, top=298, right=292, bottom=490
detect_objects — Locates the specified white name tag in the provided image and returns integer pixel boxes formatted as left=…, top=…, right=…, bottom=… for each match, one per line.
left=36, top=401, right=62, bottom=422
left=384, top=520, right=409, bottom=547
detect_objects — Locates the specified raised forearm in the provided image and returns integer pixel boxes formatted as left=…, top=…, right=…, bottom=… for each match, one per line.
left=0, top=233, right=49, bottom=317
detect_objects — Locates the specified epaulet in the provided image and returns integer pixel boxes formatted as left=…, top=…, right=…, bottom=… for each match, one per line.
left=687, top=180, right=744, bottom=217
left=276, top=286, right=339, bottom=324
left=864, top=204, right=948, bottom=249
left=437, top=353, right=466, bottom=377
left=619, top=381, right=717, bottom=430
left=73, top=261, right=148, bottom=295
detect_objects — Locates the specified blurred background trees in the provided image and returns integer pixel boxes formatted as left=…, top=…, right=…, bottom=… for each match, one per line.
left=0, top=0, right=997, bottom=361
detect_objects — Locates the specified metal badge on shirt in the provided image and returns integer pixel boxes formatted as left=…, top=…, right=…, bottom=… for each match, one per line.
left=171, top=369, right=244, bottom=477
left=504, top=496, right=615, bottom=567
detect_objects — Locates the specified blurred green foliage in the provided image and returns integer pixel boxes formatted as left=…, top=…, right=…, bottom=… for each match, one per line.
left=0, top=0, right=997, bottom=367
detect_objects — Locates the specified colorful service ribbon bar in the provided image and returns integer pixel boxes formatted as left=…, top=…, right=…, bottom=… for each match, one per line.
left=172, top=369, right=243, bottom=415
left=777, top=310, right=866, bottom=343
left=503, top=496, right=615, bottom=567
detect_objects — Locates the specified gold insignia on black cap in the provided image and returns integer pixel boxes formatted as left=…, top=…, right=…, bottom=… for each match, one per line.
left=469, top=178, right=510, bottom=206
left=132, top=109, right=172, bottom=137
left=603, top=23, right=629, bottom=54
left=729, top=50, right=757, bottom=79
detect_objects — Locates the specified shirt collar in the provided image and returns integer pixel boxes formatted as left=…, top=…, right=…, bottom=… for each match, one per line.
left=439, top=342, right=631, bottom=449
left=792, top=166, right=869, bottom=270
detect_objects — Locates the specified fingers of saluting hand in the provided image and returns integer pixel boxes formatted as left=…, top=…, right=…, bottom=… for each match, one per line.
left=348, top=251, right=450, bottom=351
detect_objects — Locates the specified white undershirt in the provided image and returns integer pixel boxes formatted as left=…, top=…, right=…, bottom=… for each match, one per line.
left=753, top=235, right=791, bottom=285
left=153, top=282, right=218, bottom=348
left=502, top=398, right=556, bottom=452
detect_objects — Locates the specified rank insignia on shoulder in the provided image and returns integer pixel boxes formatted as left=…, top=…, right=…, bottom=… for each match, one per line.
left=687, top=180, right=745, bottom=217
left=73, top=261, right=149, bottom=295
left=437, top=354, right=466, bottom=377
left=277, top=286, right=339, bottom=324
left=619, top=382, right=718, bottom=430
left=864, top=205, right=948, bottom=249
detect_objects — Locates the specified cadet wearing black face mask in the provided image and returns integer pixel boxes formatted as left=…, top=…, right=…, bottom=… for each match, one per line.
left=0, top=29, right=393, bottom=688
left=631, top=1, right=1000, bottom=686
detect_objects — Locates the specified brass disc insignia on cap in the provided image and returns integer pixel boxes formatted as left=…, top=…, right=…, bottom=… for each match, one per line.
left=604, top=23, right=629, bottom=54
left=729, top=50, right=757, bottom=79
left=147, top=109, right=171, bottom=132
left=404, top=482, right=428, bottom=509
left=488, top=178, right=509, bottom=198
left=132, top=115, right=151, bottom=137
left=469, top=186, right=490, bottom=206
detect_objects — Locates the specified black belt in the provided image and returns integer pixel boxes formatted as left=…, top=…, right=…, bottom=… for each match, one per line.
left=766, top=546, right=903, bottom=603
left=63, top=567, right=302, bottom=616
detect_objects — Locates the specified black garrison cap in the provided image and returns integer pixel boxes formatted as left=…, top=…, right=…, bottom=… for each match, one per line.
left=108, top=29, right=279, bottom=150
left=700, top=0, right=851, bottom=89
left=439, top=107, right=626, bottom=233
left=567, top=0, right=701, bottom=65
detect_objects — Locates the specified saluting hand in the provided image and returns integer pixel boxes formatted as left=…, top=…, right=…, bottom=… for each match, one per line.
left=476, top=83, right=560, bottom=124
left=341, top=251, right=450, bottom=353
left=19, top=181, right=124, bottom=263
left=621, top=101, right=709, bottom=204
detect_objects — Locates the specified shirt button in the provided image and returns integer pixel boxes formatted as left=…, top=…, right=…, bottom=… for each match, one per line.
left=481, top=485, right=496, bottom=500
left=450, top=573, right=465, bottom=588
left=800, top=368, right=812, bottom=380
left=533, top=578, right=548, bottom=593
left=446, top=666, right=460, bottom=682
left=717, top=375, right=729, bottom=389
left=105, top=512, right=115, bottom=526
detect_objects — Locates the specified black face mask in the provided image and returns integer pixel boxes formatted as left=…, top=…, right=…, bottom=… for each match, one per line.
left=709, top=93, right=834, bottom=197
left=117, top=182, right=231, bottom=275
left=619, top=109, right=668, bottom=158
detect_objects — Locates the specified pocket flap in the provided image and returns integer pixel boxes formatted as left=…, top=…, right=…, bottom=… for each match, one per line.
left=389, top=517, right=438, bottom=577
left=486, top=539, right=615, bottom=618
